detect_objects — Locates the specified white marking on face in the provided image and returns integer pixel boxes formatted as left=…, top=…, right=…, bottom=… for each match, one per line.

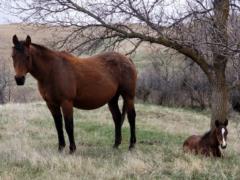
left=221, top=128, right=226, bottom=146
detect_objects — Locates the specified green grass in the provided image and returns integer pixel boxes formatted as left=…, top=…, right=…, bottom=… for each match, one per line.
left=0, top=102, right=240, bottom=179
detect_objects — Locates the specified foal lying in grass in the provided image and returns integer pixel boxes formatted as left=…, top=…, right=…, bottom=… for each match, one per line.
left=183, top=119, right=228, bottom=157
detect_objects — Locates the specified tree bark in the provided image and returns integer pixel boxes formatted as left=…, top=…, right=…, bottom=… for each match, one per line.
left=210, top=0, right=229, bottom=128
left=210, top=67, right=229, bottom=128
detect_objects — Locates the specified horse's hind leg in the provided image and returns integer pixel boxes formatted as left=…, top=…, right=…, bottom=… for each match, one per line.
left=108, top=94, right=122, bottom=148
left=123, top=97, right=136, bottom=150
left=61, top=100, right=76, bottom=154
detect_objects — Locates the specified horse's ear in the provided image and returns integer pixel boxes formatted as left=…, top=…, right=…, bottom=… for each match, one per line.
left=215, top=120, right=220, bottom=127
left=25, top=35, right=31, bottom=47
left=12, top=35, right=19, bottom=46
left=224, top=119, right=228, bottom=126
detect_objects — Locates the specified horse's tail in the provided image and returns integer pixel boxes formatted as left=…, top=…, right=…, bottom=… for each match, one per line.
left=128, top=58, right=134, bottom=65
left=128, top=57, right=133, bottom=62
left=121, top=100, right=127, bottom=126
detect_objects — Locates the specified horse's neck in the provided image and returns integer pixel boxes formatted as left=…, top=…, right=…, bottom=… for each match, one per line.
left=29, top=47, right=53, bottom=83
left=200, top=130, right=219, bottom=147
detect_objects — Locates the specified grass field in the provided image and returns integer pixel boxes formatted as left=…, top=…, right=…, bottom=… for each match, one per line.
left=0, top=102, right=240, bottom=179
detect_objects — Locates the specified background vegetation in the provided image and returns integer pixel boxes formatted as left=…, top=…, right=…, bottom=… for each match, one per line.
left=0, top=24, right=239, bottom=110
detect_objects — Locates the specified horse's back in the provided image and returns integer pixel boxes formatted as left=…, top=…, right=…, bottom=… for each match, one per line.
left=183, top=135, right=201, bottom=153
left=60, top=51, right=137, bottom=109
left=79, top=52, right=137, bottom=96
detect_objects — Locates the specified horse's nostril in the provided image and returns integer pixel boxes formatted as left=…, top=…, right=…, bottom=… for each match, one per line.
left=221, top=144, right=227, bottom=149
left=15, top=76, right=25, bottom=86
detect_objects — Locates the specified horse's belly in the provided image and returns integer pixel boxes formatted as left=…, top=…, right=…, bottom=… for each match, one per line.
left=73, top=89, right=117, bottom=110
left=73, top=99, right=108, bottom=110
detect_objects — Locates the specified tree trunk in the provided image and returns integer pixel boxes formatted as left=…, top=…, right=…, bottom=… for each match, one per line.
left=210, top=68, right=229, bottom=128
left=210, top=0, right=229, bottom=128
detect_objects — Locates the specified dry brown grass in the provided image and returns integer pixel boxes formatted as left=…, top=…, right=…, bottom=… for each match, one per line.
left=0, top=102, right=240, bottom=179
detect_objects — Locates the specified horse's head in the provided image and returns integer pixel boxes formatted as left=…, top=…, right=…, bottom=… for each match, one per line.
left=12, top=35, right=32, bottom=86
left=215, top=119, right=228, bottom=149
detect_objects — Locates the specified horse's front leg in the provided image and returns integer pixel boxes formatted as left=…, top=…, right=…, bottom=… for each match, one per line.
left=61, top=100, right=76, bottom=154
left=47, top=103, right=66, bottom=152
left=215, top=147, right=222, bottom=157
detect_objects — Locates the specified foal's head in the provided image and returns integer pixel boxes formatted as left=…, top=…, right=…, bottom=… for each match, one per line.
left=214, top=119, right=228, bottom=149
left=12, top=35, right=32, bottom=86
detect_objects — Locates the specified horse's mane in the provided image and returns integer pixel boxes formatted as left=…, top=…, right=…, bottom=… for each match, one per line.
left=32, top=43, right=50, bottom=52
left=201, top=130, right=211, bottom=141
left=14, top=42, right=52, bottom=54
left=32, top=44, right=74, bottom=58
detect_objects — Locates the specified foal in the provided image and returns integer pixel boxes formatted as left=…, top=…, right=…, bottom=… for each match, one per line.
left=11, top=35, right=137, bottom=153
left=183, top=119, right=228, bottom=157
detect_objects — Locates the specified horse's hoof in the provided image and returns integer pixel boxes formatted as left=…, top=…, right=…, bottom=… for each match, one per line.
left=113, top=144, right=120, bottom=149
left=69, top=145, right=76, bottom=154
left=129, top=144, right=135, bottom=151
left=58, top=144, right=66, bottom=152
left=69, top=150, right=75, bottom=154
left=58, top=147, right=65, bottom=152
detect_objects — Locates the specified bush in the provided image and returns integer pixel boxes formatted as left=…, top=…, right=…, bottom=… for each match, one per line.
left=136, top=53, right=210, bottom=109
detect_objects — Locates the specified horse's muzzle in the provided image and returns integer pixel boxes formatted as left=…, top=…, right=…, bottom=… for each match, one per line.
left=15, top=76, right=25, bottom=86
left=221, top=144, right=227, bottom=149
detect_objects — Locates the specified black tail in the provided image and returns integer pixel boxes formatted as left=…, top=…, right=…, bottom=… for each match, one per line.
left=121, top=100, right=127, bottom=126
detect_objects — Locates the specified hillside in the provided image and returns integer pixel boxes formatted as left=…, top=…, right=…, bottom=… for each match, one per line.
left=0, top=24, right=163, bottom=65
left=0, top=24, right=171, bottom=103
left=0, top=24, right=56, bottom=62
left=0, top=102, right=239, bottom=179
left=0, top=24, right=64, bottom=102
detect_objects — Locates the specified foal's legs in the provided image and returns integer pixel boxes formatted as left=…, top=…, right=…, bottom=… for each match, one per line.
left=47, top=103, right=66, bottom=152
left=214, top=147, right=222, bottom=157
left=61, top=100, right=76, bottom=154
left=108, top=94, right=122, bottom=148
left=123, top=97, right=136, bottom=149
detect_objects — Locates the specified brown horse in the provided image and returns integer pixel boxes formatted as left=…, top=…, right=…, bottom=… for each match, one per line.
left=183, top=119, right=228, bottom=157
left=11, top=35, right=137, bottom=153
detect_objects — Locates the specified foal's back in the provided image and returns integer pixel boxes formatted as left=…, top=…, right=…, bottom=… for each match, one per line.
left=183, top=135, right=201, bottom=153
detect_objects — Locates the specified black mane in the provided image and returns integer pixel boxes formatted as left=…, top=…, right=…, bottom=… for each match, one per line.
left=32, top=43, right=50, bottom=51
left=201, top=130, right=211, bottom=141
left=14, top=41, right=50, bottom=53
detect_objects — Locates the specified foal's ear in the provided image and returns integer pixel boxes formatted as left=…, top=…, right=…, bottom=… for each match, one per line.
left=25, top=35, right=31, bottom=47
left=12, top=35, right=19, bottom=46
left=215, top=120, right=220, bottom=127
left=224, top=119, right=228, bottom=126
